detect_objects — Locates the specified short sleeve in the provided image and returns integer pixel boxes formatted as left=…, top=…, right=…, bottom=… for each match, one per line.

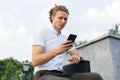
left=32, top=30, right=46, bottom=47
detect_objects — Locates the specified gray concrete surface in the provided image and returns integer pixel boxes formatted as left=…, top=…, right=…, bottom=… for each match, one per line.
left=75, top=34, right=120, bottom=80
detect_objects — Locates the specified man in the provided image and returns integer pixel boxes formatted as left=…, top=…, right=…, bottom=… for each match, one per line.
left=32, top=5, right=103, bottom=80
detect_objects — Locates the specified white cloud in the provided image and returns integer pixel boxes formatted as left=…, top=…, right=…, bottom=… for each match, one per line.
left=16, top=26, right=26, bottom=38
left=90, top=30, right=103, bottom=40
left=39, top=9, right=50, bottom=26
left=85, top=0, right=120, bottom=23
left=38, top=7, right=52, bottom=29
left=2, top=14, right=18, bottom=25
left=105, top=0, right=120, bottom=20
left=86, top=8, right=105, bottom=22
left=82, top=0, right=120, bottom=40
left=0, top=21, right=12, bottom=44
left=25, top=0, right=49, bottom=4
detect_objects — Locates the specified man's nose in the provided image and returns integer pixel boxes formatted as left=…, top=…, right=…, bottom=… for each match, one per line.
left=61, top=19, right=66, bottom=23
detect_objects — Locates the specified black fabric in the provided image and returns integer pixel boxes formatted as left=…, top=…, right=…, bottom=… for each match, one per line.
left=63, top=60, right=91, bottom=74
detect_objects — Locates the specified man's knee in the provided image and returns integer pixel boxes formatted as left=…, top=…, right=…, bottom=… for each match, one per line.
left=69, top=72, right=103, bottom=80
left=90, top=73, right=103, bottom=80
left=40, top=75, right=70, bottom=80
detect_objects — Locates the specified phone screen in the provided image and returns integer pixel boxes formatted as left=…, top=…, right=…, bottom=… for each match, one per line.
left=67, top=34, right=77, bottom=42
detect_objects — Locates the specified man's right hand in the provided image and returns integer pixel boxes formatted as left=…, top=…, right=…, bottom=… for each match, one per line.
left=55, top=40, right=73, bottom=55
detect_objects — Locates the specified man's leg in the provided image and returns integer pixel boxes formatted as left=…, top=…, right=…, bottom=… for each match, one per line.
left=34, top=71, right=70, bottom=80
left=69, top=72, right=103, bottom=80
left=39, top=74, right=70, bottom=80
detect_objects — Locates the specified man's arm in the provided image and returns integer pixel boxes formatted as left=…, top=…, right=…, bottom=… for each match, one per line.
left=32, top=45, right=58, bottom=67
left=32, top=41, right=73, bottom=67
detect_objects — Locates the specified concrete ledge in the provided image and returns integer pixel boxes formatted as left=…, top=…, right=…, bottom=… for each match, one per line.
left=77, top=34, right=120, bottom=49
left=76, top=33, right=120, bottom=80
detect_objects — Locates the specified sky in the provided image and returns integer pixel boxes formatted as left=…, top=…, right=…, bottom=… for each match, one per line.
left=0, top=0, right=120, bottom=62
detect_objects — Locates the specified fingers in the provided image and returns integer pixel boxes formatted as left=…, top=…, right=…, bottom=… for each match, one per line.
left=56, top=41, right=73, bottom=55
left=62, top=40, right=73, bottom=45
left=68, top=55, right=80, bottom=63
left=63, top=41, right=73, bottom=47
left=80, top=56, right=84, bottom=61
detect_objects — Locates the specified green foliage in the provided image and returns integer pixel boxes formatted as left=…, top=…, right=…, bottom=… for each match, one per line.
left=0, top=57, right=34, bottom=80
left=2, top=61, right=16, bottom=80
left=108, top=23, right=120, bottom=35
left=29, top=62, right=34, bottom=80
left=0, top=60, right=6, bottom=79
left=74, top=40, right=87, bottom=47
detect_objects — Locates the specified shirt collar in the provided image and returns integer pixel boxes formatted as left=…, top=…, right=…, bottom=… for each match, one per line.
left=49, top=26, right=61, bottom=36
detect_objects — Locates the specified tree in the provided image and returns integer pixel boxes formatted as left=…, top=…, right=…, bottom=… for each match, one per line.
left=0, top=60, right=6, bottom=79
left=108, top=23, right=120, bottom=35
left=28, top=62, right=34, bottom=80
left=1, top=61, right=16, bottom=80
left=1, top=57, right=23, bottom=80
left=0, top=57, right=34, bottom=80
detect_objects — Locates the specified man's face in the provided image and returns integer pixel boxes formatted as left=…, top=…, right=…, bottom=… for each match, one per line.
left=52, top=11, right=68, bottom=31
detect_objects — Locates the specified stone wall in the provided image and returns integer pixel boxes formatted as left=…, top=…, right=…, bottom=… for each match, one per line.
left=76, top=34, right=120, bottom=80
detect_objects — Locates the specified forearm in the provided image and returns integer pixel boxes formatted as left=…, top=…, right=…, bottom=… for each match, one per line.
left=32, top=48, right=58, bottom=66
left=32, top=50, right=58, bottom=67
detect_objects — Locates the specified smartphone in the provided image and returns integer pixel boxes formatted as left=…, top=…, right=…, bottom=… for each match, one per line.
left=67, top=34, right=77, bottom=42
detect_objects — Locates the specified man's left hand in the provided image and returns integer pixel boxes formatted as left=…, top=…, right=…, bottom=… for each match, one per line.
left=68, top=55, right=82, bottom=63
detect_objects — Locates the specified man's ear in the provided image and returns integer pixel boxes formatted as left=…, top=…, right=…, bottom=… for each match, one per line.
left=51, top=15, right=54, bottom=21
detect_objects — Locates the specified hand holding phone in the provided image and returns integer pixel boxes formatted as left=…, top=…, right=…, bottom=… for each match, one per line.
left=67, top=34, right=77, bottom=42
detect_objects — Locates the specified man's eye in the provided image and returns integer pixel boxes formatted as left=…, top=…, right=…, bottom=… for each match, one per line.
left=64, top=18, right=67, bottom=21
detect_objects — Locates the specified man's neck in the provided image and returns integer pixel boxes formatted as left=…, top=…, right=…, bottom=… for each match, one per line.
left=51, top=25, right=61, bottom=35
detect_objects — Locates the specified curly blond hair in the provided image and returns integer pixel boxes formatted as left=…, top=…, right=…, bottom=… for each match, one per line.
left=49, top=5, right=69, bottom=23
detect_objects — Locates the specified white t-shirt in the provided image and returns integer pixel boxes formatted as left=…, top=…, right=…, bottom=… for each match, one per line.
left=33, top=27, right=76, bottom=74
